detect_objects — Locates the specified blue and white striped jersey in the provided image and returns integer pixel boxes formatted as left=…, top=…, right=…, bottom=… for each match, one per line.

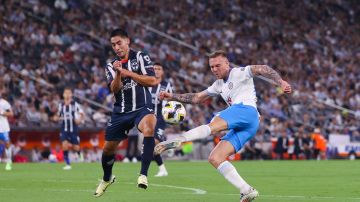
left=105, top=49, right=155, bottom=113
left=149, top=80, right=173, bottom=117
left=58, top=101, right=83, bottom=133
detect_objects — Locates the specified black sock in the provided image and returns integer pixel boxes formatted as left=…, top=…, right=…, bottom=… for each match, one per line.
left=63, top=150, right=70, bottom=165
left=154, top=154, right=163, bottom=166
left=102, top=154, right=115, bottom=181
left=77, top=151, right=81, bottom=156
left=140, top=137, right=155, bottom=176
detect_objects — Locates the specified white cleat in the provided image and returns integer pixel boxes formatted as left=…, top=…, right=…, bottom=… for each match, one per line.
left=154, top=140, right=182, bottom=155
left=122, top=157, right=130, bottom=163
left=63, top=165, right=72, bottom=170
left=240, top=187, right=259, bottom=202
left=137, top=174, right=148, bottom=189
left=94, top=175, right=116, bottom=197
left=154, top=170, right=168, bottom=177
left=131, top=158, right=138, bottom=163
left=5, top=163, right=12, bottom=171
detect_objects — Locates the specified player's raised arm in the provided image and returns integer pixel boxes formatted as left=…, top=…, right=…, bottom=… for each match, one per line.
left=119, top=69, right=158, bottom=87
left=109, top=61, right=123, bottom=94
left=159, top=90, right=211, bottom=104
left=119, top=52, right=158, bottom=87
left=249, top=65, right=292, bottom=94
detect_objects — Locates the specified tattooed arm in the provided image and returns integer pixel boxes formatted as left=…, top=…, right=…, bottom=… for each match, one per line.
left=159, top=90, right=210, bottom=104
left=250, top=65, right=292, bottom=93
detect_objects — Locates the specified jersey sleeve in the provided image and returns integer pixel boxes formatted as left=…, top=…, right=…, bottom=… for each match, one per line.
left=137, top=51, right=155, bottom=76
left=105, top=62, right=116, bottom=87
left=244, top=65, right=253, bottom=79
left=206, top=81, right=221, bottom=96
left=75, top=102, right=84, bottom=114
left=57, top=103, right=62, bottom=116
left=2, top=100, right=11, bottom=112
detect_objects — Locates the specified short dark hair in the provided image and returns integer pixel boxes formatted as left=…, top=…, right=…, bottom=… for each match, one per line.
left=207, top=50, right=227, bottom=59
left=153, top=62, right=163, bottom=67
left=110, top=28, right=129, bottom=39
left=63, top=87, right=72, bottom=92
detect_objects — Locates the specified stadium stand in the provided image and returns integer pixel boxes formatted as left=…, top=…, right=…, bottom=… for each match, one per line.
left=1, top=0, right=359, bottom=161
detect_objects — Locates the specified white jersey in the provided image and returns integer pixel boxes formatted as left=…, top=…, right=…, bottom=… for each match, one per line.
left=206, top=66, right=257, bottom=108
left=0, top=98, right=11, bottom=132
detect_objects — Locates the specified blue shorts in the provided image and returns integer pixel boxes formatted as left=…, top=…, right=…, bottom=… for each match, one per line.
left=218, top=104, right=259, bottom=152
left=154, top=117, right=167, bottom=142
left=106, top=107, right=154, bottom=141
left=0, top=132, right=10, bottom=143
left=60, top=129, right=80, bottom=145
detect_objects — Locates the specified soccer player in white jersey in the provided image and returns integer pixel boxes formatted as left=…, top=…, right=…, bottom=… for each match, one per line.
left=0, top=86, right=14, bottom=171
left=155, top=50, right=292, bottom=202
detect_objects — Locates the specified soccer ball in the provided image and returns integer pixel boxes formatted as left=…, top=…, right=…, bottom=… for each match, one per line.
left=162, top=101, right=186, bottom=124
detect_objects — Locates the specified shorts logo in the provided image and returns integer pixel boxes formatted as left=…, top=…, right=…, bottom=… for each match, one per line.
left=147, top=108, right=154, bottom=112
left=107, top=118, right=112, bottom=126
left=228, top=82, right=233, bottom=90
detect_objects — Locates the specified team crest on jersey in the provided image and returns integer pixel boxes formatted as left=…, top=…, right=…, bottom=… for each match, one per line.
left=228, top=82, right=233, bottom=89
left=131, top=60, right=139, bottom=71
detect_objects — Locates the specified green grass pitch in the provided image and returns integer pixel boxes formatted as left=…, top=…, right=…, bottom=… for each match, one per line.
left=1, top=160, right=360, bottom=202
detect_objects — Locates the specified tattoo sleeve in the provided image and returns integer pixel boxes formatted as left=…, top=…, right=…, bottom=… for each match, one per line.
left=171, top=93, right=197, bottom=104
left=251, top=65, right=283, bottom=86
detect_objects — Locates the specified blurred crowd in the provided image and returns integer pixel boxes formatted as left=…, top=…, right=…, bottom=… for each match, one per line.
left=0, top=0, right=359, bottom=151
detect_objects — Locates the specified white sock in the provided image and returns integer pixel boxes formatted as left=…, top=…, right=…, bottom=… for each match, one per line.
left=5, top=147, right=12, bottom=164
left=176, top=125, right=211, bottom=142
left=217, top=161, right=251, bottom=194
left=159, top=164, right=167, bottom=172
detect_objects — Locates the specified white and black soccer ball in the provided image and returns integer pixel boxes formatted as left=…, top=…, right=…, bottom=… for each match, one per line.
left=162, top=101, right=186, bottom=124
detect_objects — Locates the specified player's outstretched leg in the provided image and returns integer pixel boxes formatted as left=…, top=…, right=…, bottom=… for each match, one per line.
left=154, top=125, right=211, bottom=154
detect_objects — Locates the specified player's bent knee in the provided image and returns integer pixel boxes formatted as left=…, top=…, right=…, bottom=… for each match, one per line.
left=102, top=145, right=117, bottom=155
left=142, top=128, right=155, bottom=137
left=208, top=153, right=224, bottom=167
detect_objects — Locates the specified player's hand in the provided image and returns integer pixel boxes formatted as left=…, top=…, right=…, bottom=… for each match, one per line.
left=159, top=91, right=172, bottom=100
left=280, top=80, right=292, bottom=94
left=113, top=60, right=122, bottom=72
left=119, top=69, right=133, bottom=78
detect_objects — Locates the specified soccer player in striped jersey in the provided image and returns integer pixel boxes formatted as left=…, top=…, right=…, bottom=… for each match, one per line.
left=94, top=29, right=158, bottom=197
left=53, top=87, right=85, bottom=170
left=150, top=63, right=173, bottom=177
left=0, top=86, right=14, bottom=171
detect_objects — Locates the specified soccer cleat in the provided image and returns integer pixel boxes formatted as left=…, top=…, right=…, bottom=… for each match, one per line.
left=131, top=157, right=138, bottom=163
left=94, top=175, right=116, bottom=197
left=154, top=170, right=168, bottom=177
left=137, top=175, right=148, bottom=189
left=122, top=157, right=130, bottom=163
left=5, top=163, right=12, bottom=171
left=154, top=140, right=182, bottom=155
left=63, top=165, right=72, bottom=170
left=240, top=187, right=259, bottom=202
